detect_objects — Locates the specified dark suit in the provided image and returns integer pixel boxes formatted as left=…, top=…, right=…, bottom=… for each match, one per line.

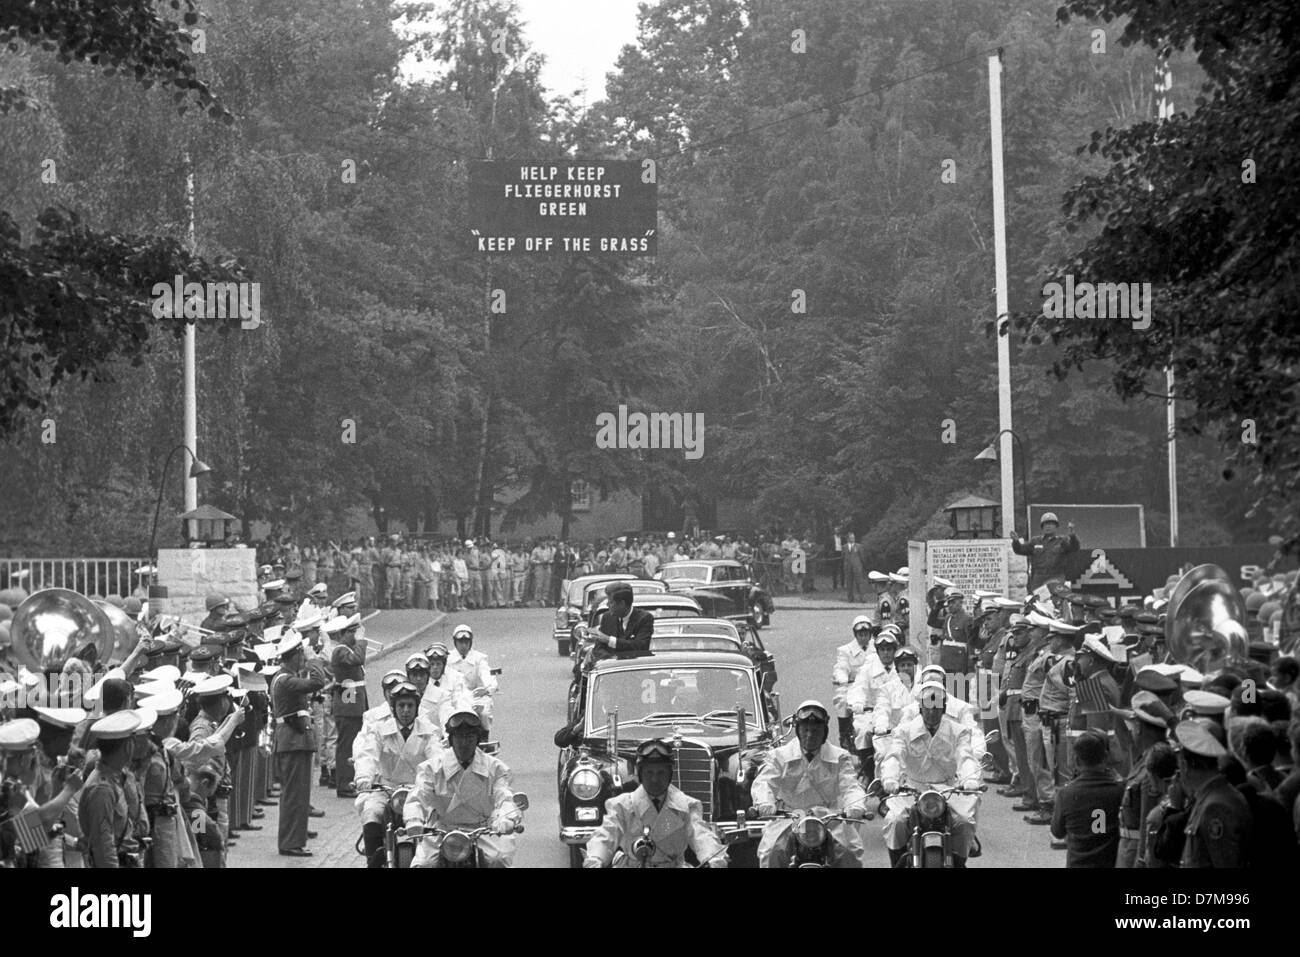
left=591, top=608, right=655, bottom=661
left=272, top=667, right=326, bottom=851
left=331, top=642, right=368, bottom=794
left=1181, top=774, right=1251, bottom=868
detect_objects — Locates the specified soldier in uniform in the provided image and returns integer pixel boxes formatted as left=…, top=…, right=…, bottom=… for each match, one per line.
left=78, top=711, right=142, bottom=867
left=199, top=594, right=230, bottom=633
left=490, top=542, right=508, bottom=608
left=1073, top=633, right=1124, bottom=771
left=1175, top=720, right=1252, bottom=867
left=327, top=613, right=368, bottom=797
left=28, top=706, right=88, bottom=868
left=1032, top=620, right=1082, bottom=835
left=584, top=738, right=728, bottom=868
left=1110, top=692, right=1176, bottom=867
left=933, top=588, right=976, bottom=677
left=1011, top=512, right=1080, bottom=591
left=186, top=674, right=237, bottom=865
left=272, top=635, right=327, bottom=856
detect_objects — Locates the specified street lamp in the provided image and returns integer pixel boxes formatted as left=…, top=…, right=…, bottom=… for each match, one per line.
left=148, top=445, right=212, bottom=574
left=975, top=429, right=1028, bottom=536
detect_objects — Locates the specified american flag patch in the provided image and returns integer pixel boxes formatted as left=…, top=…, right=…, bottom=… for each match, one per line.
left=8, top=807, right=50, bottom=852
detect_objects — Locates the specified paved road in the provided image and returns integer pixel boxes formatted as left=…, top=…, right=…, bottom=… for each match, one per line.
left=235, top=604, right=1064, bottom=867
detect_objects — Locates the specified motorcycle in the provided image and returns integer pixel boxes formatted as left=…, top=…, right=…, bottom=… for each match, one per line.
left=745, top=803, right=870, bottom=869
left=355, top=782, right=417, bottom=869
left=404, top=792, right=529, bottom=868
left=603, top=825, right=733, bottom=868
left=875, top=782, right=986, bottom=868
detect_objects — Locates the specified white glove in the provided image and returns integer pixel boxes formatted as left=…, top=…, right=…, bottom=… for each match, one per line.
left=354, top=777, right=372, bottom=792
left=851, top=703, right=865, bottom=715
left=707, top=856, right=728, bottom=868
left=883, top=780, right=899, bottom=795
left=755, top=803, right=776, bottom=818
left=847, top=805, right=866, bottom=820
left=582, top=856, right=603, bottom=869
left=493, top=820, right=515, bottom=836
left=403, top=823, right=425, bottom=838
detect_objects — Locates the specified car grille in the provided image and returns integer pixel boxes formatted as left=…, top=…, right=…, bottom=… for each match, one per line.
left=674, top=740, right=715, bottom=820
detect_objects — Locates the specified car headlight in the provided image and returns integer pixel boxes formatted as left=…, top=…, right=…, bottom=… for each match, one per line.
left=918, top=791, right=946, bottom=820
left=568, top=767, right=602, bottom=801
left=441, top=830, right=473, bottom=863
left=555, top=609, right=568, bottom=627
left=794, top=816, right=827, bottom=849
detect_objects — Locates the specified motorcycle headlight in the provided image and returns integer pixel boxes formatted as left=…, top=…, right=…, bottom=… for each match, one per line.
left=441, top=830, right=473, bottom=863
left=388, top=787, right=410, bottom=819
left=568, top=767, right=602, bottom=801
left=794, top=815, right=827, bottom=849
left=918, top=791, right=946, bottom=820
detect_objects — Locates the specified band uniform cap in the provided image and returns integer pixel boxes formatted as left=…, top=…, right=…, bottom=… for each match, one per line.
left=140, top=665, right=181, bottom=684
left=262, top=579, right=286, bottom=591
left=90, top=711, right=142, bottom=741
left=446, top=705, right=482, bottom=729
left=331, top=592, right=357, bottom=609
left=1040, top=512, right=1059, bottom=525
left=133, top=680, right=176, bottom=699
left=1134, top=668, right=1179, bottom=694
left=131, top=708, right=158, bottom=734
left=381, top=669, right=407, bottom=690
left=1174, top=719, right=1227, bottom=758
left=1183, top=690, right=1230, bottom=715
left=1047, top=619, right=1084, bottom=636
left=974, top=589, right=1001, bottom=600
left=1174, top=665, right=1205, bottom=687
left=888, top=571, right=909, bottom=584
left=1079, top=634, right=1118, bottom=662
left=276, top=634, right=304, bottom=657
left=188, top=646, right=217, bottom=664
left=31, top=706, right=87, bottom=729
left=992, top=597, right=1021, bottom=610
left=322, top=615, right=356, bottom=635
left=1026, top=611, right=1059, bottom=629
left=636, top=738, right=675, bottom=764
left=204, top=594, right=230, bottom=612
left=293, top=611, right=324, bottom=632
left=943, top=587, right=964, bottom=600
left=307, top=583, right=328, bottom=597
left=274, top=594, right=297, bottom=607
left=0, top=718, right=40, bottom=751
left=405, top=652, right=431, bottom=671
left=191, top=674, right=233, bottom=697
left=1008, top=613, right=1030, bottom=627
left=136, top=689, right=183, bottom=717
left=286, top=569, right=303, bottom=581
left=793, top=702, right=830, bottom=724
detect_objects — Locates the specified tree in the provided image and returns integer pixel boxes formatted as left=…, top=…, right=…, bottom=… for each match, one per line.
left=1021, top=0, right=1300, bottom=549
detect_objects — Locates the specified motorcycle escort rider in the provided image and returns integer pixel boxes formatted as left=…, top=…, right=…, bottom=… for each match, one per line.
left=832, top=615, right=879, bottom=750
left=353, top=681, right=442, bottom=867
left=447, top=625, right=498, bottom=737
left=416, top=642, right=467, bottom=728
left=879, top=682, right=983, bottom=867
left=402, top=705, right=522, bottom=867
left=751, top=701, right=868, bottom=868
left=583, top=738, right=728, bottom=868
left=848, top=628, right=902, bottom=784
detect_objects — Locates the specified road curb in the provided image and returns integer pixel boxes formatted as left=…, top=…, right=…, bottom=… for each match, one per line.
left=372, top=611, right=446, bottom=660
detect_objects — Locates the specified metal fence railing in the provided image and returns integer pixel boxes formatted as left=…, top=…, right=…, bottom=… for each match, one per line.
left=1, top=558, right=150, bottom=599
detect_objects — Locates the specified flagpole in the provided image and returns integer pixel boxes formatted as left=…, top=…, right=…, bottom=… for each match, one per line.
left=988, top=51, right=1016, bottom=536
left=1156, top=60, right=1178, bottom=546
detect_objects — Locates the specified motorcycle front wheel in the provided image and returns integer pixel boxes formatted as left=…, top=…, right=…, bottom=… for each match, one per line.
left=921, top=846, right=945, bottom=869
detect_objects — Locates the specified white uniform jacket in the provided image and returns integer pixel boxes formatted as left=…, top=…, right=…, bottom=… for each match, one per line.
left=879, top=713, right=981, bottom=789
left=353, top=714, right=443, bottom=786
left=896, top=692, right=987, bottom=761
left=403, top=746, right=521, bottom=867
left=831, top=641, right=873, bottom=718
left=448, top=647, right=497, bottom=695
left=751, top=739, right=867, bottom=866
left=585, top=785, right=726, bottom=868
left=419, top=671, right=468, bottom=728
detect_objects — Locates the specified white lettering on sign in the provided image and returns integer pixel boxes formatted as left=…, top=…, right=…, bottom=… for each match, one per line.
left=926, top=540, right=1011, bottom=613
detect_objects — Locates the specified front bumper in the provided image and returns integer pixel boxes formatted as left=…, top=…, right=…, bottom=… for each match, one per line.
left=560, top=825, right=599, bottom=845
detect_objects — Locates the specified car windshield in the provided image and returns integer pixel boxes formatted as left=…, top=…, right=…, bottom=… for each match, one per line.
left=581, top=579, right=665, bottom=610
left=587, top=666, right=761, bottom=731
left=660, top=565, right=710, bottom=582
left=654, top=620, right=740, bottom=639
left=651, top=635, right=744, bottom=654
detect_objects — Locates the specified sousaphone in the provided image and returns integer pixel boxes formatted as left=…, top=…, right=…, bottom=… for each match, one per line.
left=1165, top=564, right=1249, bottom=674
left=9, top=588, right=119, bottom=674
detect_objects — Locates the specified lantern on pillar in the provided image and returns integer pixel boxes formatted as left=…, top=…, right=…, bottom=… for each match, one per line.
left=943, top=495, right=1000, bottom=540
left=178, top=505, right=239, bottom=547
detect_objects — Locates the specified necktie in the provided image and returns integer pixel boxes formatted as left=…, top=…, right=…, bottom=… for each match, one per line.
left=652, top=797, right=662, bottom=813
left=399, top=725, right=412, bottom=741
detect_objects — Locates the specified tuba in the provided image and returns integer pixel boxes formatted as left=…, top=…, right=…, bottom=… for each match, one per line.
left=9, top=588, right=120, bottom=674
left=93, top=599, right=146, bottom=663
left=1165, top=564, right=1249, bottom=675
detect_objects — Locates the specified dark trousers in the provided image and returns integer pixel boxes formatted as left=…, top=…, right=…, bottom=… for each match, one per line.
left=830, top=556, right=843, bottom=589
left=276, top=750, right=312, bottom=851
left=335, top=716, right=362, bottom=793
left=837, top=715, right=855, bottom=751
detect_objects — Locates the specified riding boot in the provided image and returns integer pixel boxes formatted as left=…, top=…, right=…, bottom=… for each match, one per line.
left=951, top=855, right=967, bottom=868
left=888, top=847, right=907, bottom=868
left=362, top=822, right=386, bottom=868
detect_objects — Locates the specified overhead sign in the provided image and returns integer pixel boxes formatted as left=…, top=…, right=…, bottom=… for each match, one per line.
left=1027, top=504, right=1145, bottom=548
left=468, top=160, right=657, bottom=255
